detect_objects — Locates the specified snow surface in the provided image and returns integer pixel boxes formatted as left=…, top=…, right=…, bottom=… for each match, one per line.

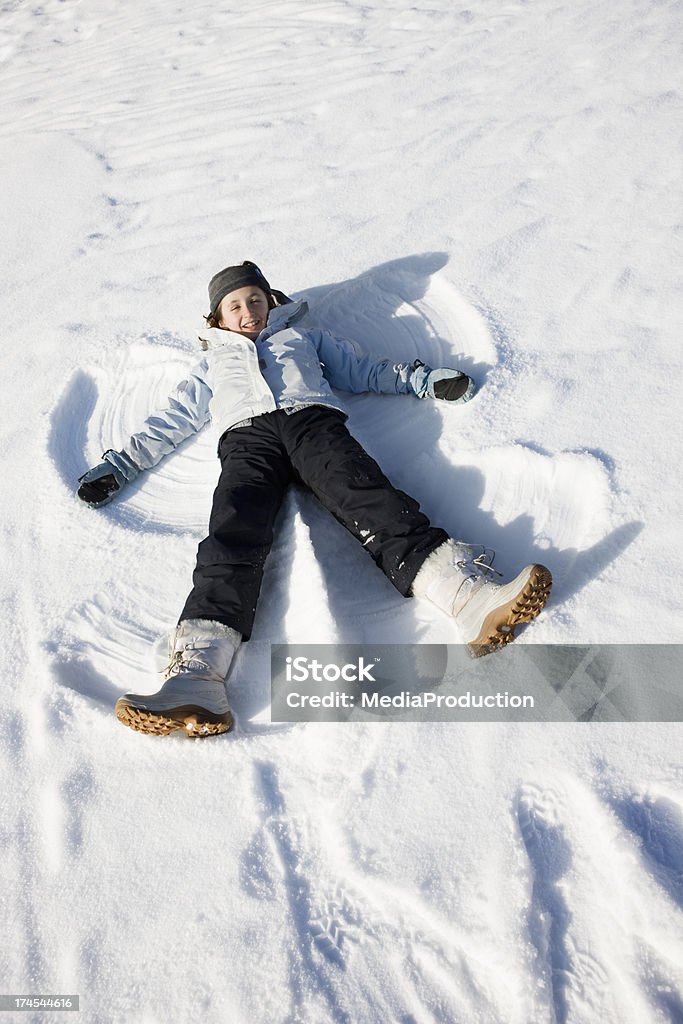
left=1, top=0, right=682, bottom=1021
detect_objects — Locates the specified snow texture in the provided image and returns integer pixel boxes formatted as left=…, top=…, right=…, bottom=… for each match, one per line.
left=1, top=0, right=682, bottom=1021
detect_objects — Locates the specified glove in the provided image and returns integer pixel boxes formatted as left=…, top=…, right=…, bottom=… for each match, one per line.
left=410, top=361, right=476, bottom=404
left=77, top=452, right=129, bottom=508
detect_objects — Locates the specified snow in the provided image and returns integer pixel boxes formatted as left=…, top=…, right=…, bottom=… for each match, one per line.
left=1, top=0, right=682, bottom=1021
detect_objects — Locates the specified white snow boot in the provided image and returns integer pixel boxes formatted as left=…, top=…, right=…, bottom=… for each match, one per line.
left=411, top=540, right=552, bottom=657
left=115, top=619, right=241, bottom=737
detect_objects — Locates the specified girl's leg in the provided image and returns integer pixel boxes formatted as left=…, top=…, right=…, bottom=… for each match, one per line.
left=281, top=406, right=448, bottom=596
left=281, top=407, right=551, bottom=656
left=117, top=412, right=292, bottom=738
left=179, top=413, right=293, bottom=638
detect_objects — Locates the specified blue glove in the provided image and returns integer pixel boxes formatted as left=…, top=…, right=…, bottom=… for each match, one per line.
left=77, top=450, right=134, bottom=508
left=410, top=361, right=476, bottom=404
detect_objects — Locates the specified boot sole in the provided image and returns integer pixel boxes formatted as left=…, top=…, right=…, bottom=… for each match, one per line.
left=467, top=564, right=552, bottom=658
left=115, top=698, right=234, bottom=737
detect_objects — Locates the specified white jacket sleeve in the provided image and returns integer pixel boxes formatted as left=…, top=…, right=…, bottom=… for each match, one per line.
left=104, top=370, right=212, bottom=479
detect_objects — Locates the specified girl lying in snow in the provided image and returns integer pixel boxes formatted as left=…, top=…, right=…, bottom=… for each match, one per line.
left=77, top=260, right=552, bottom=737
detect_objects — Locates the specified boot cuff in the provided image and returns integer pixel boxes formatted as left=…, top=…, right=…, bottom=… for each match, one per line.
left=409, top=540, right=458, bottom=597
left=178, top=618, right=242, bottom=647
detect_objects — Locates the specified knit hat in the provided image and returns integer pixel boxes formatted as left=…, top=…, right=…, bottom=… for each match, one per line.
left=208, top=260, right=290, bottom=315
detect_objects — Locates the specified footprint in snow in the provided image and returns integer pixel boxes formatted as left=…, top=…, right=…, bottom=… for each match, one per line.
left=308, top=887, right=365, bottom=966
left=608, top=792, right=683, bottom=909
left=246, top=761, right=509, bottom=1022
left=516, top=784, right=574, bottom=1024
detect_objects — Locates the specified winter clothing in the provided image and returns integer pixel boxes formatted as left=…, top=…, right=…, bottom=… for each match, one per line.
left=410, top=539, right=552, bottom=656
left=410, top=363, right=477, bottom=403
left=179, top=406, right=449, bottom=637
left=100, top=299, right=470, bottom=482
left=115, top=619, right=240, bottom=735
left=77, top=459, right=123, bottom=508
left=83, top=294, right=462, bottom=643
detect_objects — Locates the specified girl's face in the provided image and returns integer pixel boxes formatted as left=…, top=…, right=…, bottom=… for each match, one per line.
left=217, top=286, right=270, bottom=338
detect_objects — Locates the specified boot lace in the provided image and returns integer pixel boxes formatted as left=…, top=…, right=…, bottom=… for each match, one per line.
left=454, top=545, right=503, bottom=581
left=162, top=644, right=211, bottom=680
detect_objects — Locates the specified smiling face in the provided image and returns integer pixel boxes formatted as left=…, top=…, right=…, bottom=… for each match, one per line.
left=217, top=285, right=271, bottom=338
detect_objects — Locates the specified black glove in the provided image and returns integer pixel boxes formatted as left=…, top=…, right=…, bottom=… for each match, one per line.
left=77, top=461, right=124, bottom=508
left=410, top=363, right=477, bottom=404
left=431, top=373, right=474, bottom=402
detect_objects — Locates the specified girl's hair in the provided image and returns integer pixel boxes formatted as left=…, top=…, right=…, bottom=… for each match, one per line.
left=204, top=287, right=291, bottom=329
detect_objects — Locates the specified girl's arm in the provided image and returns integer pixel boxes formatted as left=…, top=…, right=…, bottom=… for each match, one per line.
left=108, top=371, right=212, bottom=476
left=312, top=329, right=417, bottom=395
left=77, top=370, right=212, bottom=507
left=311, top=330, right=475, bottom=402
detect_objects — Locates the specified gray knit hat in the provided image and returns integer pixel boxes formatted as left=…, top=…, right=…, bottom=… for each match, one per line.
left=208, top=260, right=292, bottom=316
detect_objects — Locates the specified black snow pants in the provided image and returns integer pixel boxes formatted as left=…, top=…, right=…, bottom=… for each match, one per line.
left=179, top=406, right=448, bottom=638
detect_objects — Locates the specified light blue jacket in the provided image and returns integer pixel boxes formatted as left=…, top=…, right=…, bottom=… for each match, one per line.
left=105, top=300, right=428, bottom=480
